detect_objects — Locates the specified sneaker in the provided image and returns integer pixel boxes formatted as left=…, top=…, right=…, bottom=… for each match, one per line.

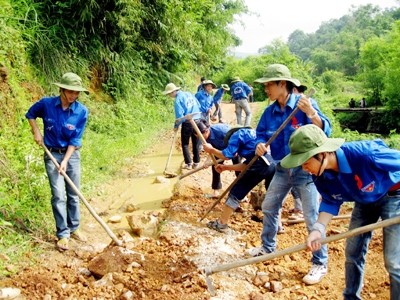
left=56, top=237, right=69, bottom=250
left=277, top=225, right=285, bottom=234
left=193, top=163, right=199, bottom=169
left=207, top=220, right=228, bottom=233
left=71, top=229, right=87, bottom=242
left=182, top=163, right=192, bottom=170
left=302, top=264, right=328, bottom=285
left=247, top=246, right=269, bottom=257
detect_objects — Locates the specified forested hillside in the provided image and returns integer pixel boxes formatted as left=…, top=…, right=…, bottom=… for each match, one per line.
left=1, top=0, right=400, bottom=275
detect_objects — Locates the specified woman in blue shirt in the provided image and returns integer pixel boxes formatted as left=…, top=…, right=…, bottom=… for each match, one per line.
left=281, top=124, right=400, bottom=300
left=26, top=73, right=89, bottom=251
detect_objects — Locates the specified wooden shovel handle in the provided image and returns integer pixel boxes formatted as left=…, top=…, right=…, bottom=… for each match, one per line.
left=204, top=214, right=400, bottom=276
left=42, top=144, right=122, bottom=246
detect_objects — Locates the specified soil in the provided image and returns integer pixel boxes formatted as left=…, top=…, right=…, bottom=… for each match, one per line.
left=0, top=102, right=390, bottom=299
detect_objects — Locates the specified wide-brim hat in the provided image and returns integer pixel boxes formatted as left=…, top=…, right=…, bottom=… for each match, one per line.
left=163, top=82, right=181, bottom=95
left=53, top=72, right=89, bottom=93
left=231, top=76, right=241, bottom=83
left=281, top=124, right=345, bottom=169
left=221, top=84, right=229, bottom=91
left=202, top=80, right=216, bottom=88
left=254, top=64, right=301, bottom=87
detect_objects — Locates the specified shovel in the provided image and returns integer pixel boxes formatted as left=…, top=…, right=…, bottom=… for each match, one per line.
left=42, top=144, right=122, bottom=246
left=163, top=128, right=179, bottom=178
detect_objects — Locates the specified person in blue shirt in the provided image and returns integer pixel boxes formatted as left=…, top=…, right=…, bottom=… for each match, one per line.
left=195, top=80, right=216, bottom=123
left=230, top=76, right=252, bottom=127
left=196, top=120, right=240, bottom=198
left=202, top=127, right=275, bottom=232
left=281, top=124, right=400, bottom=300
left=248, top=64, right=332, bottom=286
left=25, top=72, right=89, bottom=251
left=211, top=84, right=229, bottom=123
left=163, top=83, right=202, bottom=170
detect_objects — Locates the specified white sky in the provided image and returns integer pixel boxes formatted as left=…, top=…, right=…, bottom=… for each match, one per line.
left=232, top=0, right=399, bottom=54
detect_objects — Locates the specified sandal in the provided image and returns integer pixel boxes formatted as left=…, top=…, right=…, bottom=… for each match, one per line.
left=56, top=237, right=69, bottom=250
left=207, top=220, right=228, bottom=233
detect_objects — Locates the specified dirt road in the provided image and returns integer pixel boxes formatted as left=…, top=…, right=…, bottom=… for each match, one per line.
left=0, top=102, right=389, bottom=299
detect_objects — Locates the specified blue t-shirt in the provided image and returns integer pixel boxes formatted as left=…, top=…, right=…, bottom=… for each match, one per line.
left=174, top=91, right=201, bottom=127
left=316, top=140, right=400, bottom=215
left=230, top=81, right=251, bottom=100
left=222, top=128, right=257, bottom=161
left=256, top=93, right=331, bottom=160
left=25, top=96, right=88, bottom=148
left=195, top=89, right=214, bottom=113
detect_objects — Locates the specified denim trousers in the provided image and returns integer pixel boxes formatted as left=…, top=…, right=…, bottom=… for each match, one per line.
left=261, top=163, right=328, bottom=266
left=181, top=122, right=200, bottom=165
left=234, top=99, right=251, bottom=127
left=343, top=194, right=400, bottom=300
left=44, top=150, right=81, bottom=239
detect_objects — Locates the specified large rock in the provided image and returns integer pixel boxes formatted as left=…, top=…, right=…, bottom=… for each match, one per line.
left=87, top=246, right=144, bottom=277
left=126, top=212, right=159, bottom=237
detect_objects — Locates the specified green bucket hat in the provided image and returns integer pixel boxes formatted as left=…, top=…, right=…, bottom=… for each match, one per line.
left=231, top=76, right=241, bottom=83
left=254, top=64, right=301, bottom=87
left=281, top=124, right=345, bottom=169
left=202, top=79, right=216, bottom=88
left=53, top=72, right=89, bottom=93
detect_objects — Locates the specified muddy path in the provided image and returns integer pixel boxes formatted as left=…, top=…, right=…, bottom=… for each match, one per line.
left=0, top=102, right=390, bottom=299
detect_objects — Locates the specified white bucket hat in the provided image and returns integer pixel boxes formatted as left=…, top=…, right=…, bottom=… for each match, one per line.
left=163, top=83, right=181, bottom=95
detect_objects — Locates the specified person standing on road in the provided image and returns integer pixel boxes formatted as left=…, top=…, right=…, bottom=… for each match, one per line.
left=281, top=124, right=400, bottom=300
left=230, top=76, right=252, bottom=127
left=163, top=83, right=201, bottom=170
left=211, top=84, right=229, bottom=123
left=202, top=127, right=275, bottom=232
left=195, top=80, right=216, bottom=124
left=26, top=72, right=89, bottom=251
left=248, top=64, right=332, bottom=286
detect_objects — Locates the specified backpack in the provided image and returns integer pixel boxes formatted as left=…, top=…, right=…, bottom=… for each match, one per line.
left=223, top=126, right=252, bottom=147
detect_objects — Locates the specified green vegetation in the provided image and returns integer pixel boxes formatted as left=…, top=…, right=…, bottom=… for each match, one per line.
left=1, top=1, right=400, bottom=276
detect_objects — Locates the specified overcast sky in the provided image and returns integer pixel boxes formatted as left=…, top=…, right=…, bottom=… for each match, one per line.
left=231, top=0, right=399, bottom=54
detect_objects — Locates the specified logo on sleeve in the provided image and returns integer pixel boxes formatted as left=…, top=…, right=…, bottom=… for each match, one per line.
left=66, top=124, right=76, bottom=130
left=361, top=181, right=375, bottom=192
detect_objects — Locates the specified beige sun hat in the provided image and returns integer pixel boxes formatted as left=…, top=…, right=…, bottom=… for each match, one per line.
left=163, top=83, right=181, bottom=95
left=202, top=80, right=216, bottom=88
left=281, top=124, right=345, bottom=169
left=231, top=76, right=241, bottom=83
left=254, top=64, right=301, bottom=87
left=53, top=72, right=89, bottom=93
left=221, top=84, right=229, bottom=91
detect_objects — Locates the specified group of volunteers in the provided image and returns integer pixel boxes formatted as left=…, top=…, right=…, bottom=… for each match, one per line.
left=26, top=61, right=400, bottom=299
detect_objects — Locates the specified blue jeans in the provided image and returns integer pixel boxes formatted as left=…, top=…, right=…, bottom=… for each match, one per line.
left=343, top=193, right=400, bottom=300
left=234, top=99, right=251, bottom=126
left=44, top=150, right=81, bottom=239
left=261, top=163, right=328, bottom=266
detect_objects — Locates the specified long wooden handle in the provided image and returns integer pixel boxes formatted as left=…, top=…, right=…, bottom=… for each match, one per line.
left=199, top=89, right=316, bottom=222
left=204, top=215, right=400, bottom=275
left=164, top=129, right=178, bottom=173
left=42, top=144, right=122, bottom=246
left=179, top=158, right=224, bottom=180
left=189, top=119, right=218, bottom=165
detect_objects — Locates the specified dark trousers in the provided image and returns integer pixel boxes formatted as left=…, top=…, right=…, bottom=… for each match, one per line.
left=181, top=122, right=200, bottom=164
left=230, top=155, right=275, bottom=200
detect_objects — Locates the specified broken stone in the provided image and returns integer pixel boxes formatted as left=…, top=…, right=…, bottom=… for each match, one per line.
left=126, top=213, right=159, bottom=237
left=108, top=215, right=122, bottom=223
